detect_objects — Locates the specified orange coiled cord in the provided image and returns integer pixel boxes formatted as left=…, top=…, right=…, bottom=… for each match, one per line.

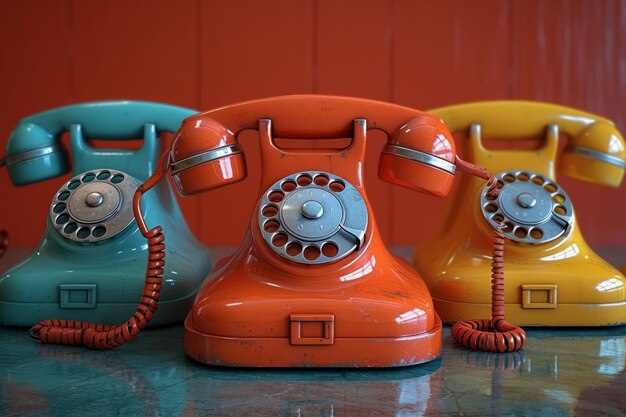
left=29, top=227, right=164, bottom=349
left=29, top=152, right=170, bottom=349
left=450, top=176, right=527, bottom=353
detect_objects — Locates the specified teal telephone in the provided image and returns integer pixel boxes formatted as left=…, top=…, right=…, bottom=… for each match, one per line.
left=0, top=101, right=212, bottom=326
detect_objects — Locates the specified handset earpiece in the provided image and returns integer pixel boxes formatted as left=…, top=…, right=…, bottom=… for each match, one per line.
left=560, top=120, right=625, bottom=188
left=378, top=115, right=456, bottom=197
left=5, top=123, right=69, bottom=185
left=170, top=117, right=247, bottom=195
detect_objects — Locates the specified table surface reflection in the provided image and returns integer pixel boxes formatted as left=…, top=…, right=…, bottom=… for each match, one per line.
left=1, top=248, right=625, bottom=416
left=1, top=323, right=625, bottom=416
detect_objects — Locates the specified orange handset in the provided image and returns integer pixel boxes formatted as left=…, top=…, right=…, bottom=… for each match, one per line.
left=32, top=95, right=496, bottom=366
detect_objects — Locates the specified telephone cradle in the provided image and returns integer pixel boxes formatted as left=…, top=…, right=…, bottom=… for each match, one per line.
left=414, top=101, right=626, bottom=327
left=0, top=101, right=211, bottom=326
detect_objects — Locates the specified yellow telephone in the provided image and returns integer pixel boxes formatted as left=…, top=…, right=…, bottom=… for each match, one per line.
left=414, top=101, right=626, bottom=327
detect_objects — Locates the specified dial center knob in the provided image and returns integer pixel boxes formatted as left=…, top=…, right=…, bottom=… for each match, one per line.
left=86, top=192, right=104, bottom=207
left=516, top=192, right=537, bottom=208
left=301, top=200, right=324, bottom=219
left=68, top=182, right=122, bottom=224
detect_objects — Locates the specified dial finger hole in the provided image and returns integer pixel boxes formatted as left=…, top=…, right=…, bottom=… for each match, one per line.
left=554, top=205, right=567, bottom=215
left=64, top=222, right=77, bottom=234
left=281, top=180, right=297, bottom=192
left=57, top=191, right=70, bottom=201
left=264, top=220, right=280, bottom=233
left=516, top=172, right=530, bottom=181
left=532, top=176, right=545, bottom=185
left=303, top=245, right=321, bottom=261
left=485, top=203, right=498, bottom=213
left=111, top=174, right=125, bottom=184
left=268, top=191, right=285, bottom=203
left=502, top=221, right=514, bottom=233
left=77, top=227, right=90, bottom=239
left=321, top=242, right=339, bottom=258
left=296, top=174, right=312, bottom=187
left=97, top=171, right=111, bottom=180
left=514, top=227, right=528, bottom=239
left=68, top=180, right=81, bottom=190
left=496, top=180, right=505, bottom=189
left=314, top=174, right=329, bottom=186
left=544, top=183, right=557, bottom=193
left=82, top=173, right=96, bottom=183
left=530, top=228, right=544, bottom=240
left=262, top=204, right=278, bottom=217
left=286, top=241, right=303, bottom=257
left=55, top=213, right=70, bottom=225
left=272, top=233, right=288, bottom=247
left=503, top=174, right=515, bottom=183
left=553, top=194, right=565, bottom=204
left=92, top=226, right=106, bottom=238
left=492, top=213, right=505, bottom=224
left=53, top=202, right=67, bottom=213
left=329, top=180, right=345, bottom=193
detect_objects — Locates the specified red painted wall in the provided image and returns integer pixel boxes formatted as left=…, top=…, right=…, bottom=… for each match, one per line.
left=1, top=0, right=625, bottom=248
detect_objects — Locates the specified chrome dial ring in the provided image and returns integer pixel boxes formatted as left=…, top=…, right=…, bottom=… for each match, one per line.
left=258, top=171, right=368, bottom=264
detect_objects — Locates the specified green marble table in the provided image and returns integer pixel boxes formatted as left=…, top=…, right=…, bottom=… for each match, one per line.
left=1, top=323, right=625, bottom=416
left=1, top=247, right=625, bottom=416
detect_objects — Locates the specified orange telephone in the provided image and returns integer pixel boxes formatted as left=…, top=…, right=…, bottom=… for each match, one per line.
left=32, top=95, right=494, bottom=366
left=176, top=95, right=459, bottom=367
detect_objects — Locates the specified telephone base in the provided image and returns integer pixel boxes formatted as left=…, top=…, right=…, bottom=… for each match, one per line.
left=184, top=314, right=442, bottom=368
left=0, top=293, right=198, bottom=327
left=414, top=203, right=626, bottom=327
left=433, top=298, right=626, bottom=327
left=0, top=197, right=212, bottom=327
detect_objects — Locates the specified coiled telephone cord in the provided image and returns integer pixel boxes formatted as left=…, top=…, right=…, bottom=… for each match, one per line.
left=29, top=226, right=164, bottom=349
left=450, top=175, right=527, bottom=352
left=29, top=153, right=170, bottom=349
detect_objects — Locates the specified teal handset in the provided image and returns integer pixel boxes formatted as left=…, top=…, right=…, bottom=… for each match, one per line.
left=0, top=101, right=212, bottom=326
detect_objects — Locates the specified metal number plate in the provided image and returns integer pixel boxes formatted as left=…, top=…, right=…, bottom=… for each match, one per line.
left=258, top=171, right=368, bottom=264
left=49, top=169, right=139, bottom=243
left=480, top=170, right=573, bottom=244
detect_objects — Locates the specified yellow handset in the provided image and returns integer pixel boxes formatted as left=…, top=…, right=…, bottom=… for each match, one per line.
left=433, top=100, right=625, bottom=186
left=414, top=101, right=626, bottom=327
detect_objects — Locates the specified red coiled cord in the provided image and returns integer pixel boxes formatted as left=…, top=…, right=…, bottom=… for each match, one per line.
left=450, top=176, right=527, bottom=352
left=29, top=152, right=171, bottom=349
left=29, top=227, right=164, bottom=349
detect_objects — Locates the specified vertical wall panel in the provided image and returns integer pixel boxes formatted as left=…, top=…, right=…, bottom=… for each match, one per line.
left=393, top=0, right=512, bottom=110
left=0, top=1, right=73, bottom=246
left=511, top=0, right=626, bottom=246
left=316, top=0, right=392, bottom=100
left=73, top=0, right=199, bottom=105
left=198, top=0, right=314, bottom=246
left=391, top=0, right=511, bottom=246
left=316, top=0, right=395, bottom=243
left=72, top=0, right=202, bottom=238
left=199, top=0, right=315, bottom=110
left=1, top=0, right=624, bottom=249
